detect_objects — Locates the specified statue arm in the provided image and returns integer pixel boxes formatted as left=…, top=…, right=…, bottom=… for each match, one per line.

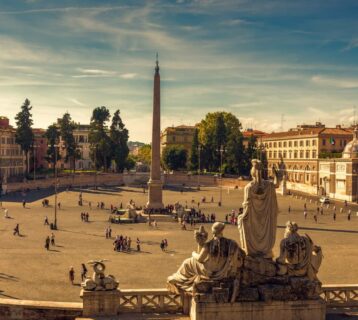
left=272, top=167, right=280, bottom=188
left=192, top=246, right=209, bottom=263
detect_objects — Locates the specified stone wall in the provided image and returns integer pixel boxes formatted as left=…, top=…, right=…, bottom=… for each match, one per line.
left=0, top=298, right=82, bottom=320
left=3, top=173, right=124, bottom=193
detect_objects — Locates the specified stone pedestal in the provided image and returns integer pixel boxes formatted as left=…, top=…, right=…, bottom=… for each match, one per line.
left=190, top=299, right=326, bottom=320
left=147, top=179, right=164, bottom=209
left=80, top=289, right=120, bottom=317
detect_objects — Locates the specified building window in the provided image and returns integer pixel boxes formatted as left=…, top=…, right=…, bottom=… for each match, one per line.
left=300, top=150, right=304, bottom=158
left=289, top=150, right=292, bottom=158
left=306, top=140, right=310, bottom=146
left=312, top=140, right=316, bottom=146
left=312, top=151, right=316, bottom=158
left=300, top=140, right=304, bottom=147
left=322, top=139, right=326, bottom=146
left=269, top=151, right=272, bottom=158
left=269, top=142, right=272, bottom=148
left=273, top=142, right=277, bottom=148
left=294, top=151, right=298, bottom=158
left=273, top=151, right=277, bottom=158
left=278, top=142, right=282, bottom=147
left=283, top=151, right=287, bottom=158
left=289, top=141, right=292, bottom=147
left=283, top=141, right=287, bottom=147
left=294, top=141, right=298, bottom=147
left=306, top=151, right=310, bottom=158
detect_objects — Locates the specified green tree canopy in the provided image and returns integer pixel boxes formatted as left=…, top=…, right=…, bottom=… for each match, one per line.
left=162, top=145, right=188, bottom=171
left=110, top=110, right=129, bottom=173
left=89, top=106, right=112, bottom=171
left=15, top=98, right=34, bottom=175
left=190, top=128, right=199, bottom=171
left=137, top=144, right=151, bottom=165
left=45, top=124, right=61, bottom=168
left=58, top=112, right=79, bottom=172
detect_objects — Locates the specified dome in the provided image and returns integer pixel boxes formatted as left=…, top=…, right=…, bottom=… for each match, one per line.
left=342, top=127, right=358, bottom=159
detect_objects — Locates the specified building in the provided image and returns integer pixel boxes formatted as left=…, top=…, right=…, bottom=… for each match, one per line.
left=59, top=123, right=93, bottom=170
left=31, top=128, right=48, bottom=171
left=160, top=125, right=196, bottom=155
left=0, top=116, right=25, bottom=181
left=242, top=129, right=266, bottom=148
left=262, top=122, right=357, bottom=201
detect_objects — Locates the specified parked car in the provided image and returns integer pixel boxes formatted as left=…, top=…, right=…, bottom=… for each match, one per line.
left=320, top=196, right=330, bottom=204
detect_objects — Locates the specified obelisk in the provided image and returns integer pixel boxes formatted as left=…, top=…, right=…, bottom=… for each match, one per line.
left=147, top=54, right=164, bottom=210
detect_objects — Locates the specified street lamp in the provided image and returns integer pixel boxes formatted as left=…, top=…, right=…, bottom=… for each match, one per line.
left=32, top=144, right=38, bottom=181
left=48, top=143, right=59, bottom=230
left=197, top=145, right=201, bottom=190
left=217, top=145, right=226, bottom=206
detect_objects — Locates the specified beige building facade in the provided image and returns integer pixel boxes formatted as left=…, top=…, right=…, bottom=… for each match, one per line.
left=59, top=124, right=93, bottom=170
left=262, top=123, right=357, bottom=201
left=160, top=125, right=196, bottom=155
left=0, top=117, right=25, bottom=181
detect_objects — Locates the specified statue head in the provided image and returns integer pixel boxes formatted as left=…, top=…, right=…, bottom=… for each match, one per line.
left=250, top=159, right=262, bottom=183
left=284, top=221, right=299, bottom=239
left=212, top=222, right=225, bottom=237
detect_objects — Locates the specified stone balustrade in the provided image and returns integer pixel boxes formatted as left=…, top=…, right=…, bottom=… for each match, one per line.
left=0, top=285, right=357, bottom=319
left=321, top=284, right=358, bottom=312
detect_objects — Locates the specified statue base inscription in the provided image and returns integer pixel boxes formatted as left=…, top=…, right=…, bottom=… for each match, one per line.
left=190, top=298, right=326, bottom=320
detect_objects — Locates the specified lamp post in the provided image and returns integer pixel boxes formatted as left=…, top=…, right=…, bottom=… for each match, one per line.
left=33, top=144, right=38, bottom=181
left=197, top=145, right=201, bottom=190
left=48, top=143, right=59, bottom=230
left=217, top=145, right=225, bottom=206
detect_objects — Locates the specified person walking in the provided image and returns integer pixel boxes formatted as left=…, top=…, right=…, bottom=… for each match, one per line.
left=160, top=240, right=165, bottom=251
left=136, top=238, right=141, bottom=252
left=69, top=267, right=75, bottom=285
left=333, top=212, right=336, bottom=221
left=127, top=237, right=132, bottom=251
left=4, top=208, right=9, bottom=218
left=81, top=263, right=87, bottom=281
left=304, top=210, right=307, bottom=219
left=44, top=216, right=49, bottom=225
left=13, top=224, right=20, bottom=236
left=348, top=210, right=351, bottom=221
left=50, top=233, right=55, bottom=246
left=45, top=236, right=50, bottom=250
left=288, top=205, right=291, bottom=213
left=314, top=214, right=318, bottom=223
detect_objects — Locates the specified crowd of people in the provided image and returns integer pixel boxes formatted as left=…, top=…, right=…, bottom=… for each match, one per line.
left=80, top=212, right=90, bottom=222
left=112, top=235, right=140, bottom=252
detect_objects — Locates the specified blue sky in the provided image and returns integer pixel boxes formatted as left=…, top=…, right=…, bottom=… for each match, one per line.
left=0, top=0, right=358, bottom=142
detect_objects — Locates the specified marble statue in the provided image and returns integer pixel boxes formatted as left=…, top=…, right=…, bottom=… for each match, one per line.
left=82, top=260, right=119, bottom=291
left=167, top=223, right=244, bottom=294
left=276, top=221, right=323, bottom=280
left=237, top=159, right=279, bottom=258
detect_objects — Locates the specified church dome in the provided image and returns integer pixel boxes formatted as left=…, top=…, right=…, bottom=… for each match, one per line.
left=342, top=127, right=358, bottom=159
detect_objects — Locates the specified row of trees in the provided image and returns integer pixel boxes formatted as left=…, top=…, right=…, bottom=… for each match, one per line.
left=160, top=112, right=261, bottom=176
left=14, top=99, right=130, bottom=176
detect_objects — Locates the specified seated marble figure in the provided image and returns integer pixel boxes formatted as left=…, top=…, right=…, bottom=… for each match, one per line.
left=276, top=221, right=323, bottom=281
left=167, top=223, right=245, bottom=294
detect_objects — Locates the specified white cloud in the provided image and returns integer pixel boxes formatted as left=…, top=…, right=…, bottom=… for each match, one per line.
left=311, top=75, right=358, bottom=89
left=120, top=73, right=137, bottom=79
left=67, top=98, right=86, bottom=107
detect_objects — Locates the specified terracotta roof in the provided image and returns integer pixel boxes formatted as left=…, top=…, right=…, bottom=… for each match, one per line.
left=242, top=129, right=266, bottom=138
left=262, top=127, right=352, bottom=140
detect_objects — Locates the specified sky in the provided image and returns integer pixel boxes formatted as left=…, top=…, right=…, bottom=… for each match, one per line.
left=0, top=0, right=358, bottom=143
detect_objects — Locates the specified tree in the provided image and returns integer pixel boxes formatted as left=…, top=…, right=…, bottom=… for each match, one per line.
left=197, top=111, right=243, bottom=173
left=15, top=99, right=34, bottom=175
left=45, top=124, right=61, bottom=169
left=190, top=128, right=199, bottom=170
left=125, top=155, right=136, bottom=171
left=137, top=144, right=151, bottom=165
left=58, top=113, right=79, bottom=172
left=162, top=145, right=188, bottom=171
left=110, top=110, right=129, bottom=172
left=89, top=106, right=112, bottom=171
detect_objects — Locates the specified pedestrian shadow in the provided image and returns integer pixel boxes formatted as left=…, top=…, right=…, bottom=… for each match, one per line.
left=164, top=250, right=176, bottom=254
left=49, top=249, right=61, bottom=252
left=0, top=273, right=18, bottom=281
left=0, top=290, right=18, bottom=299
left=118, top=250, right=152, bottom=255
left=143, top=240, right=161, bottom=245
